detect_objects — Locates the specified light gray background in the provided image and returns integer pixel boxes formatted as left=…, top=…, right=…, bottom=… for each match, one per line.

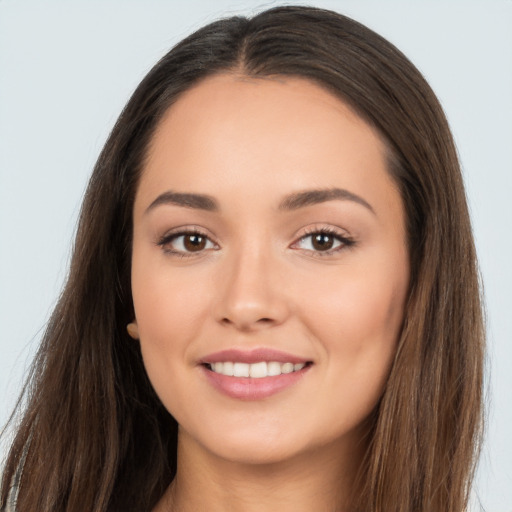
left=1, top=1, right=511, bottom=510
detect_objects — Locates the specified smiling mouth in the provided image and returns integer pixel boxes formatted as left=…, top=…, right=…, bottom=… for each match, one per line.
left=204, top=361, right=312, bottom=378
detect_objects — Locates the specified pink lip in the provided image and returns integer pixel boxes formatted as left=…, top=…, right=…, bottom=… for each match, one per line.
left=198, top=348, right=313, bottom=401
left=200, top=348, right=310, bottom=365
left=200, top=365, right=311, bottom=400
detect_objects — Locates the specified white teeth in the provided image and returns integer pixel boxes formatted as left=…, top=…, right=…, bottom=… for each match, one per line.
left=223, top=361, right=234, bottom=376
left=209, top=361, right=307, bottom=378
left=233, top=362, right=250, bottom=377
left=249, top=361, right=267, bottom=378
left=267, top=361, right=281, bottom=376
left=281, top=362, right=294, bottom=374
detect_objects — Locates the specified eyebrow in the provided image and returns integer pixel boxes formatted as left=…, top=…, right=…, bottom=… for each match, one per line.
left=278, top=188, right=375, bottom=214
left=145, top=187, right=375, bottom=215
left=145, top=191, right=219, bottom=213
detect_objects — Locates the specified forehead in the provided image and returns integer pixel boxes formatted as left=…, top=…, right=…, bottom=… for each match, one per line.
left=136, top=74, right=400, bottom=219
left=146, top=73, right=386, bottom=163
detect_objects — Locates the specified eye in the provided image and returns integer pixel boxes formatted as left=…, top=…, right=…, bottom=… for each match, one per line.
left=158, top=230, right=217, bottom=256
left=292, top=229, right=354, bottom=254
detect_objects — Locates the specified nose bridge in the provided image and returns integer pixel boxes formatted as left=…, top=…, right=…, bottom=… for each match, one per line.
left=215, top=233, right=288, bottom=330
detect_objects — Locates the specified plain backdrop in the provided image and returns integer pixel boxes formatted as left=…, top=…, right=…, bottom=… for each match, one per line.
left=1, top=1, right=511, bottom=510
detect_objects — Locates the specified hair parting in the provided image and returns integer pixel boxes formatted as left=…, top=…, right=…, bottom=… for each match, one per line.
left=1, top=7, right=484, bottom=512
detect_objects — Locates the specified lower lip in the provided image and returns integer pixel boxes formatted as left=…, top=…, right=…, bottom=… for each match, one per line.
left=201, top=365, right=311, bottom=400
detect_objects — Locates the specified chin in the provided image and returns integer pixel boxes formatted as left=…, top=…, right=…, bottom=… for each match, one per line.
left=181, top=417, right=350, bottom=468
left=211, top=441, right=311, bottom=467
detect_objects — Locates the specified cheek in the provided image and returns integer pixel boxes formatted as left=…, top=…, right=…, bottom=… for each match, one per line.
left=302, top=265, right=407, bottom=428
left=304, top=267, right=406, bottom=341
left=297, top=250, right=409, bottom=396
left=132, top=248, right=211, bottom=337
left=130, top=253, right=212, bottom=394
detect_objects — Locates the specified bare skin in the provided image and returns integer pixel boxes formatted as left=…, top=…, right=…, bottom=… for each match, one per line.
left=153, top=425, right=365, bottom=512
left=129, top=74, right=410, bottom=511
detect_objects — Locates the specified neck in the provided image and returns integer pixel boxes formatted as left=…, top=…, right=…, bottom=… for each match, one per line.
left=153, top=428, right=367, bottom=512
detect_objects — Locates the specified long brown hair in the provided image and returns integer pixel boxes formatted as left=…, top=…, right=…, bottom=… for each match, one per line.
left=1, top=6, right=484, bottom=511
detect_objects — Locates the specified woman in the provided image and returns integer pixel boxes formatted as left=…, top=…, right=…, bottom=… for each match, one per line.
left=0, top=6, right=484, bottom=512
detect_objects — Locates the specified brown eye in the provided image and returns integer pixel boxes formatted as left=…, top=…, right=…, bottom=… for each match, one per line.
left=183, top=234, right=207, bottom=251
left=293, top=230, right=351, bottom=254
left=159, top=231, right=216, bottom=255
left=311, top=233, right=335, bottom=251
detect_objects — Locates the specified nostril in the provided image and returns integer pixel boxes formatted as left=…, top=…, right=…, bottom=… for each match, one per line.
left=221, top=317, right=274, bottom=327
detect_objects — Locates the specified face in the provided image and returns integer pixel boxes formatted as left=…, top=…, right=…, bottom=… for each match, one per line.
left=130, top=74, right=409, bottom=465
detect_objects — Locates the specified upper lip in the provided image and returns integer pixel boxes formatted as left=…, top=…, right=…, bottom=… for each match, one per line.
left=200, top=348, right=311, bottom=365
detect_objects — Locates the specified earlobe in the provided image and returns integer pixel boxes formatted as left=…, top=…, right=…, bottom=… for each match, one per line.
left=127, top=322, right=140, bottom=340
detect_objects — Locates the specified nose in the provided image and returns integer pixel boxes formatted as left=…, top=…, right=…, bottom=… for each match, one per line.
left=214, top=242, right=290, bottom=332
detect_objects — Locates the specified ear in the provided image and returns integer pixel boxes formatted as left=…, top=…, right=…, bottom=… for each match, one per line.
left=126, top=321, right=140, bottom=340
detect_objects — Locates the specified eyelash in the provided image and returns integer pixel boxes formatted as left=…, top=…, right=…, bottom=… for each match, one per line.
left=293, top=226, right=355, bottom=257
left=157, top=228, right=216, bottom=258
left=156, top=226, right=355, bottom=258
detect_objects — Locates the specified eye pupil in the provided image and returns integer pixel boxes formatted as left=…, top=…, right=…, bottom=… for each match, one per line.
left=184, top=234, right=206, bottom=251
left=312, top=233, right=334, bottom=251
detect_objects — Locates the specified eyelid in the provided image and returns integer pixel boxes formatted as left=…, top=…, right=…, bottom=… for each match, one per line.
left=155, top=224, right=355, bottom=257
left=290, top=225, right=355, bottom=255
left=156, top=226, right=219, bottom=256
